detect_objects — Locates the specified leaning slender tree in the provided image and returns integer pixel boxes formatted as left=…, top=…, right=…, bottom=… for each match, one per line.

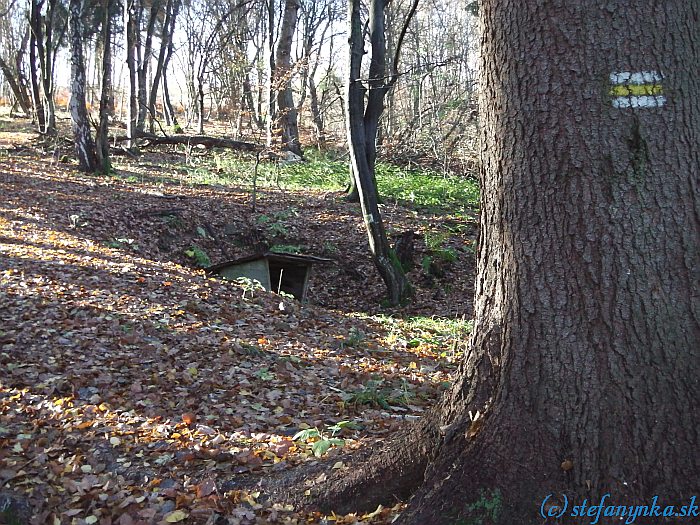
left=346, top=0, right=418, bottom=305
left=68, top=0, right=97, bottom=172
left=311, top=1, right=699, bottom=523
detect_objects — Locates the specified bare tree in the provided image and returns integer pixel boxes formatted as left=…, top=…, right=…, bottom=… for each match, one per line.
left=345, top=0, right=418, bottom=304
left=124, top=0, right=138, bottom=147
left=28, top=0, right=46, bottom=131
left=181, top=0, right=242, bottom=134
left=0, top=1, right=32, bottom=116
left=272, top=0, right=301, bottom=155
left=160, top=0, right=180, bottom=131
left=265, top=0, right=275, bottom=146
left=295, top=0, right=342, bottom=145
left=28, top=0, right=66, bottom=135
left=147, top=0, right=176, bottom=131
left=95, top=0, right=112, bottom=172
left=134, top=0, right=159, bottom=130
left=384, top=0, right=478, bottom=172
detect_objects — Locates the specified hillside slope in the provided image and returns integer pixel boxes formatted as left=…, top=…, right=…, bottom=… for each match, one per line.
left=0, top=136, right=476, bottom=524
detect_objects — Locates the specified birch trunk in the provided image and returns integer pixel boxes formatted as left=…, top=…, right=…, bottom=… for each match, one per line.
left=69, top=0, right=98, bottom=172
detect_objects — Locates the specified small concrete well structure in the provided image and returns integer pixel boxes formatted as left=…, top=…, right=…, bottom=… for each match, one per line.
left=206, top=252, right=331, bottom=301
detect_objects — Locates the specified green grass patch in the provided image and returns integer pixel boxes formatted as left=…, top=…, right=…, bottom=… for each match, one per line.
left=375, top=163, right=479, bottom=212
left=342, top=378, right=415, bottom=409
left=358, top=313, right=472, bottom=360
left=281, top=150, right=348, bottom=190
left=189, top=149, right=479, bottom=212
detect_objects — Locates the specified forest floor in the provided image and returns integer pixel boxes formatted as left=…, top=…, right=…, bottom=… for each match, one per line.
left=0, top=114, right=479, bottom=525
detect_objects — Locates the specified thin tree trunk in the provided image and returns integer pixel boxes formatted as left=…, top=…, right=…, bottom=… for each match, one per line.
left=161, top=0, right=180, bottom=132
left=148, top=0, right=173, bottom=131
left=69, top=0, right=98, bottom=172
left=308, top=76, right=324, bottom=144
left=96, top=0, right=112, bottom=173
left=266, top=0, right=275, bottom=147
left=137, top=0, right=159, bottom=130
left=242, top=71, right=261, bottom=129
left=345, top=0, right=412, bottom=305
left=0, top=57, right=31, bottom=115
left=32, top=0, right=60, bottom=135
left=345, top=0, right=388, bottom=202
left=124, top=0, right=138, bottom=148
left=43, top=0, right=59, bottom=134
left=196, top=76, right=204, bottom=134
left=29, top=0, right=46, bottom=132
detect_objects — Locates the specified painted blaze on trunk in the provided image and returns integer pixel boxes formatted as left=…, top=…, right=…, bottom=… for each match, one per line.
left=313, top=2, right=699, bottom=524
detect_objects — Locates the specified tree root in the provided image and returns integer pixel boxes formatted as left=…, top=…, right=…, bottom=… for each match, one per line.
left=249, top=409, right=443, bottom=516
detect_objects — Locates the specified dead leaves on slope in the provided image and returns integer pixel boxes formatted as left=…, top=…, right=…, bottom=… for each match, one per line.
left=0, top=152, right=464, bottom=524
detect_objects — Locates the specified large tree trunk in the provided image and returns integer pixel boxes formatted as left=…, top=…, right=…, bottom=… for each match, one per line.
left=315, top=2, right=700, bottom=523
left=69, top=0, right=98, bottom=172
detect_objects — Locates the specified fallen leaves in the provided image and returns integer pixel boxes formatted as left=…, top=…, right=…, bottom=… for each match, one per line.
left=181, top=412, right=197, bottom=426
left=164, top=509, right=188, bottom=522
left=0, top=144, right=472, bottom=523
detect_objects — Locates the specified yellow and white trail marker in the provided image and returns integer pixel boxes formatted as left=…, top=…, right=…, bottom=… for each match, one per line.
left=609, top=71, right=666, bottom=108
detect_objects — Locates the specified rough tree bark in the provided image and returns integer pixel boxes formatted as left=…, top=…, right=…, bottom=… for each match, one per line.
left=273, top=0, right=302, bottom=156
left=313, top=2, right=700, bottom=523
left=345, top=0, right=417, bottom=304
left=68, top=0, right=97, bottom=172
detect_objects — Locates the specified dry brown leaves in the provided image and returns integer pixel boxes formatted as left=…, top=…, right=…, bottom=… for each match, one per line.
left=0, top=138, right=473, bottom=524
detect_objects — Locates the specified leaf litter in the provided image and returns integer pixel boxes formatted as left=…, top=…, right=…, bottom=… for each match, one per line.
left=0, top=145, right=476, bottom=524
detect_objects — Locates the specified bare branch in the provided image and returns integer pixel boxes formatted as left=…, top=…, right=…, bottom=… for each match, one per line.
left=388, top=0, right=420, bottom=87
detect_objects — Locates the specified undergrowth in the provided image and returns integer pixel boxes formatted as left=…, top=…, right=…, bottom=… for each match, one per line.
left=135, top=148, right=479, bottom=214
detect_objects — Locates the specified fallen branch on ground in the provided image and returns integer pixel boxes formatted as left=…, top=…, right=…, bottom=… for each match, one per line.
left=114, top=132, right=262, bottom=152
